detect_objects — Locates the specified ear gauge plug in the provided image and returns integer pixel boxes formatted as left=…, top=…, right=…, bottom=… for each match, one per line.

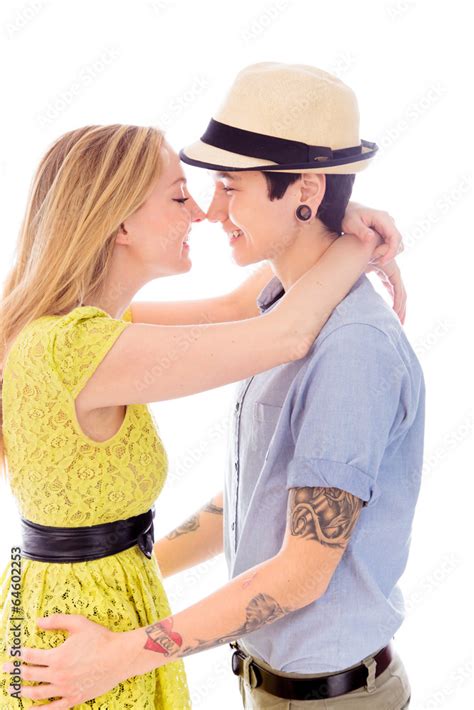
left=295, top=204, right=313, bottom=221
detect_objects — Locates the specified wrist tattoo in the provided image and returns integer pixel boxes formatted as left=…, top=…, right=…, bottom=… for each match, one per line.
left=145, top=618, right=183, bottom=655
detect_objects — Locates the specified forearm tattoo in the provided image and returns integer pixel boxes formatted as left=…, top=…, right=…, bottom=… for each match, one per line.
left=165, top=514, right=200, bottom=540
left=166, top=498, right=223, bottom=540
left=288, top=487, right=363, bottom=549
left=144, top=592, right=290, bottom=658
left=203, top=501, right=223, bottom=515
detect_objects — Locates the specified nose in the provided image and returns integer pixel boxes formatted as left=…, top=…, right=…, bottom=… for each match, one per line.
left=206, top=195, right=228, bottom=224
left=186, top=196, right=206, bottom=223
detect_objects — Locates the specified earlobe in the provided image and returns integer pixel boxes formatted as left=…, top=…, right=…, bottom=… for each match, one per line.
left=114, top=222, right=129, bottom=245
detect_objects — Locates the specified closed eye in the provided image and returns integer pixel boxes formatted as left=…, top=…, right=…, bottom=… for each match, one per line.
left=173, top=198, right=189, bottom=204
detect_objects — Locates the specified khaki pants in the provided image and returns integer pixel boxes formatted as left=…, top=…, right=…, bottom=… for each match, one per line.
left=236, top=643, right=411, bottom=709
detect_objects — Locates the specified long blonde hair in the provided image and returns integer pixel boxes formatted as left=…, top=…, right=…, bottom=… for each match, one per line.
left=0, top=124, right=165, bottom=477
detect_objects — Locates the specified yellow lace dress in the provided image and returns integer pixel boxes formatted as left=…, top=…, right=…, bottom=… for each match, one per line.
left=0, top=305, right=191, bottom=709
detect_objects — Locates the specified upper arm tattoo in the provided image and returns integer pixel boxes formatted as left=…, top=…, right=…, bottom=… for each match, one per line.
left=288, top=487, right=364, bottom=550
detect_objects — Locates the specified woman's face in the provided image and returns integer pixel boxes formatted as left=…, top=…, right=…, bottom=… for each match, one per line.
left=121, top=141, right=205, bottom=277
left=207, top=170, right=302, bottom=267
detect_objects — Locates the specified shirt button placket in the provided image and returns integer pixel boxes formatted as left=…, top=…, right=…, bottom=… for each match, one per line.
left=233, top=400, right=242, bottom=550
left=233, top=376, right=254, bottom=553
left=233, top=448, right=239, bottom=541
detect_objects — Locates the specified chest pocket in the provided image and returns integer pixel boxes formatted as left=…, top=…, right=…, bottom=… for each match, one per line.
left=251, top=401, right=282, bottom=455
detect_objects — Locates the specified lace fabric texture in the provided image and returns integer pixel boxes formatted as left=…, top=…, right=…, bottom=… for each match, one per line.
left=0, top=305, right=191, bottom=708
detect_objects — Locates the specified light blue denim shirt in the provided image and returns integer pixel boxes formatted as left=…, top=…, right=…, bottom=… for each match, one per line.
left=223, top=272, right=425, bottom=673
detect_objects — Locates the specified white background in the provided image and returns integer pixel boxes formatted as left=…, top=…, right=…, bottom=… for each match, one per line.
left=0, top=0, right=471, bottom=707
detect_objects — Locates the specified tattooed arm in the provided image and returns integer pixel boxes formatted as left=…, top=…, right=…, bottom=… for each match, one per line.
left=142, top=486, right=363, bottom=660
left=154, top=492, right=224, bottom=578
left=9, top=486, right=363, bottom=706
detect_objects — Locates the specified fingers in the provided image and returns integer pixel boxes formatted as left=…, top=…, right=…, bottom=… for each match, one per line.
left=379, top=236, right=405, bottom=266
left=393, top=293, right=401, bottom=315
left=399, top=292, right=407, bottom=324
left=370, top=261, right=407, bottom=323
left=372, top=211, right=403, bottom=263
left=395, top=290, right=407, bottom=323
left=2, top=651, right=52, bottom=674
left=372, top=244, right=389, bottom=260
left=36, top=613, right=87, bottom=633
left=392, top=280, right=407, bottom=323
left=19, top=681, right=83, bottom=708
left=12, top=645, right=54, bottom=666
left=344, top=207, right=405, bottom=267
left=9, top=681, right=61, bottom=702
left=6, top=662, right=53, bottom=683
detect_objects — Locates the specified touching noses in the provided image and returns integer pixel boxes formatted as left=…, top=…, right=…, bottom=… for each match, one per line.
left=187, top=197, right=206, bottom=223
left=206, top=193, right=229, bottom=224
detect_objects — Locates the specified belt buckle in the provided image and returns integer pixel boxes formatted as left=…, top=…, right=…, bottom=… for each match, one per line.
left=231, top=649, right=262, bottom=689
left=231, top=650, right=240, bottom=675
left=362, top=655, right=377, bottom=694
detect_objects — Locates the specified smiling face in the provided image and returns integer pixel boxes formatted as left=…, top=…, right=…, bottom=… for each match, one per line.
left=118, top=140, right=205, bottom=277
left=207, top=170, right=309, bottom=266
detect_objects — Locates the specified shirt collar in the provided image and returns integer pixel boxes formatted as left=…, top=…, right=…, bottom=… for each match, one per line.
left=256, top=271, right=367, bottom=314
left=256, top=275, right=285, bottom=314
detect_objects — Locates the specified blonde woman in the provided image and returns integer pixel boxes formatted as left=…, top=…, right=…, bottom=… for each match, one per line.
left=0, top=124, right=401, bottom=708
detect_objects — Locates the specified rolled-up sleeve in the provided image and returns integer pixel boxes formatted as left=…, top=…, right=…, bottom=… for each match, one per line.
left=286, top=323, right=408, bottom=507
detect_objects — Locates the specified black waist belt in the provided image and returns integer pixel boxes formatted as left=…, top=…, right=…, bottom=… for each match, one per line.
left=20, top=508, right=155, bottom=563
left=230, top=641, right=393, bottom=700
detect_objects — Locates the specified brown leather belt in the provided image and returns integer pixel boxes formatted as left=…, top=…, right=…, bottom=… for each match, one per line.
left=230, top=641, right=393, bottom=700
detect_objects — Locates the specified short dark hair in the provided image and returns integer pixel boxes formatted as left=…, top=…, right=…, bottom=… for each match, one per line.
left=261, top=172, right=356, bottom=235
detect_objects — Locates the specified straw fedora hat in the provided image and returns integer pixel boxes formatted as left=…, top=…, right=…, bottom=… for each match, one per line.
left=180, top=62, right=378, bottom=175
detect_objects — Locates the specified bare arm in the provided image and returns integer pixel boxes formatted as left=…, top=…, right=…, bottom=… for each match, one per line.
left=77, top=231, right=381, bottom=410
left=131, top=264, right=274, bottom=325
left=154, top=492, right=224, bottom=578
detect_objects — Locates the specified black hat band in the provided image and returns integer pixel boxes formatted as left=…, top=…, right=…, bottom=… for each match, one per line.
left=200, top=118, right=371, bottom=166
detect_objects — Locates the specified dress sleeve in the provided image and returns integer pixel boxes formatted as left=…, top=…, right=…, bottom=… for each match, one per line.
left=286, top=323, right=410, bottom=508
left=51, top=306, right=132, bottom=399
